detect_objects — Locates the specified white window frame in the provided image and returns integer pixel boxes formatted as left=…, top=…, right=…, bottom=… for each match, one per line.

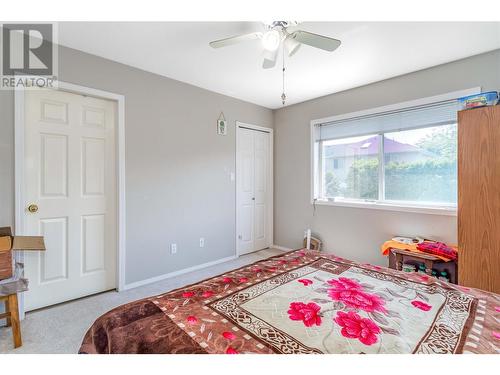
left=310, top=88, right=481, bottom=216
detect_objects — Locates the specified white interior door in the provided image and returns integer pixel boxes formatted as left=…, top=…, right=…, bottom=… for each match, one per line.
left=237, top=126, right=272, bottom=255
left=22, top=88, right=117, bottom=311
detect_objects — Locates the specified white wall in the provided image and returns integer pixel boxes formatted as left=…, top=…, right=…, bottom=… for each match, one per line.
left=0, top=46, right=273, bottom=286
left=273, top=49, right=500, bottom=266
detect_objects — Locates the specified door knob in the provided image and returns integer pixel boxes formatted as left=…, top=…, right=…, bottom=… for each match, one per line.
left=252, top=197, right=255, bottom=200
left=27, top=204, right=39, bottom=213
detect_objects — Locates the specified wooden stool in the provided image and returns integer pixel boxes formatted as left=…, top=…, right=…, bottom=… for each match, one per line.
left=0, top=293, right=22, bottom=348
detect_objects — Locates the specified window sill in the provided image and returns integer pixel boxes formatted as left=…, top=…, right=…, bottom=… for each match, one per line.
left=312, top=199, right=457, bottom=216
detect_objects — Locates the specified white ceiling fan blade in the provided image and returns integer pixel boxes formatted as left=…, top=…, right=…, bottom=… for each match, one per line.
left=290, top=30, right=341, bottom=52
left=262, top=48, right=278, bottom=69
left=284, top=35, right=301, bottom=57
left=209, top=32, right=263, bottom=48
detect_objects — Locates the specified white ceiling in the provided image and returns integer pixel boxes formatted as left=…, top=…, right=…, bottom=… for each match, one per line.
left=58, top=22, right=500, bottom=109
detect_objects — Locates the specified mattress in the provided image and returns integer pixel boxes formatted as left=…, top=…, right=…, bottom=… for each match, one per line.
left=79, top=249, right=500, bottom=354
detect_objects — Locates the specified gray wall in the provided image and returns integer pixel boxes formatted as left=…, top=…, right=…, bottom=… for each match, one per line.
left=0, top=46, right=273, bottom=285
left=2, top=45, right=499, bottom=287
left=273, top=49, right=500, bottom=266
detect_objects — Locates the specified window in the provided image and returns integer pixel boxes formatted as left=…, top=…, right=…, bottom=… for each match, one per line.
left=312, top=94, right=466, bottom=212
left=384, top=125, right=457, bottom=204
left=321, top=134, right=380, bottom=200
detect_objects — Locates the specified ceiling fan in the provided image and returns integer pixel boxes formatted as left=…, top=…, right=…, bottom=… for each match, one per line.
left=209, top=21, right=342, bottom=69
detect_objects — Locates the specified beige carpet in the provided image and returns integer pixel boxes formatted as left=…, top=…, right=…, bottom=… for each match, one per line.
left=0, top=248, right=283, bottom=354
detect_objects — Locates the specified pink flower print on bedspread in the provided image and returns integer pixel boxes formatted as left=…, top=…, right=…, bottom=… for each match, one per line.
left=288, top=302, right=322, bottom=327
left=327, top=277, right=363, bottom=291
left=411, top=300, right=432, bottom=311
left=327, top=277, right=387, bottom=314
left=298, top=279, right=313, bottom=286
left=222, top=331, right=236, bottom=340
left=201, top=290, right=214, bottom=298
left=335, top=311, right=381, bottom=346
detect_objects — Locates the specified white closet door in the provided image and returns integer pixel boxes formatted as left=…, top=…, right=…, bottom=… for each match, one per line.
left=237, top=128, right=255, bottom=254
left=23, top=88, right=117, bottom=311
left=253, top=131, right=269, bottom=251
left=237, top=126, right=271, bottom=255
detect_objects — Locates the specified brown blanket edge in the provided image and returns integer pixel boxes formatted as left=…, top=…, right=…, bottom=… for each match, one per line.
left=78, top=298, right=207, bottom=354
left=79, top=249, right=300, bottom=354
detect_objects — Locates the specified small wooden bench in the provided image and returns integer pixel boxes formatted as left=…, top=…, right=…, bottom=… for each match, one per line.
left=0, top=293, right=22, bottom=348
left=388, top=248, right=458, bottom=284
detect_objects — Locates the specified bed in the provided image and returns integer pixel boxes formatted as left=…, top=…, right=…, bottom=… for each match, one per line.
left=79, top=249, right=500, bottom=354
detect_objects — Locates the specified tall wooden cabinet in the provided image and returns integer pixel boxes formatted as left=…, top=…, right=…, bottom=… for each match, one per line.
left=458, top=105, right=500, bottom=294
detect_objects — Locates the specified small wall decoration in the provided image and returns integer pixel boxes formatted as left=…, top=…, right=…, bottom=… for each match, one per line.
left=217, top=112, right=227, bottom=136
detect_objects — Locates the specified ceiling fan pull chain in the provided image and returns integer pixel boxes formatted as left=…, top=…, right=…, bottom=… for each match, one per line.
left=281, top=43, right=286, bottom=106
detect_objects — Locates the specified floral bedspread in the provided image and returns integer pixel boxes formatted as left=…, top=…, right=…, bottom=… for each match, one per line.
left=147, top=249, right=499, bottom=354
left=80, top=249, right=500, bottom=354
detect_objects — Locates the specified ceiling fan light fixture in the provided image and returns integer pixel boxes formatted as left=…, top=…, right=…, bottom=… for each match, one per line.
left=262, top=29, right=281, bottom=51
left=262, top=48, right=278, bottom=69
left=284, top=35, right=301, bottom=57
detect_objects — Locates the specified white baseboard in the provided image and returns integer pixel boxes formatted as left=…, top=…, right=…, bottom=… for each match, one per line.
left=272, top=244, right=294, bottom=252
left=122, top=255, right=238, bottom=291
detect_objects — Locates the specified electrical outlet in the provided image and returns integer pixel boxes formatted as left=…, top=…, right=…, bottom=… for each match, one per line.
left=199, top=237, right=205, bottom=248
left=171, top=243, right=177, bottom=254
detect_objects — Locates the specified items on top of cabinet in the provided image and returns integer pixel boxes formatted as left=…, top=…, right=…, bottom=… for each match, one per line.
left=458, top=91, right=499, bottom=110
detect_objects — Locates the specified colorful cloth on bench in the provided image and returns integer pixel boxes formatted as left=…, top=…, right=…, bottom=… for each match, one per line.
left=381, top=240, right=456, bottom=262
left=416, top=241, right=457, bottom=261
